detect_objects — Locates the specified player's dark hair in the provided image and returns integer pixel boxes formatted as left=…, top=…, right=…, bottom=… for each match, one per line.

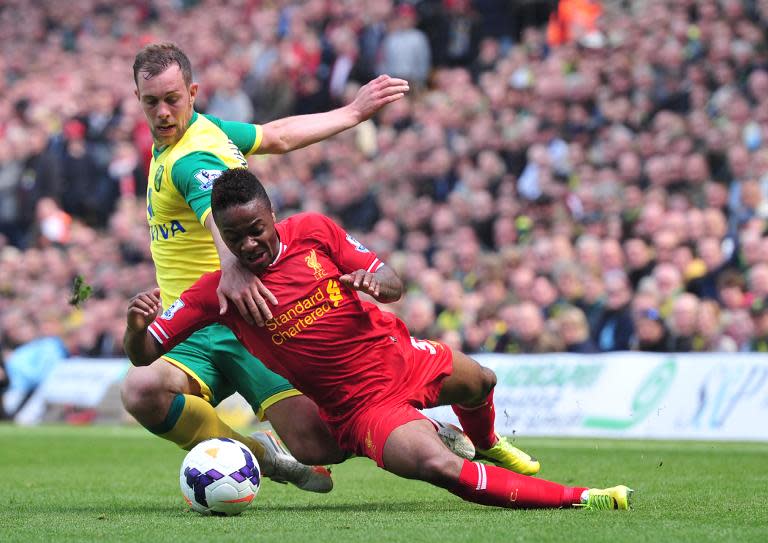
left=212, top=169, right=272, bottom=217
left=133, top=42, right=193, bottom=87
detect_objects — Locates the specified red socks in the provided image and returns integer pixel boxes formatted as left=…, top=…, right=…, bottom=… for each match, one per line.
left=452, top=460, right=586, bottom=508
left=450, top=390, right=587, bottom=508
left=451, top=390, right=497, bottom=450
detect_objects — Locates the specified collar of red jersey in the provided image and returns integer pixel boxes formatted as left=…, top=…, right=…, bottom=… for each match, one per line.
left=268, top=241, right=287, bottom=268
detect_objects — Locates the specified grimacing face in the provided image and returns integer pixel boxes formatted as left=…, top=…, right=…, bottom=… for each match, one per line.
left=217, top=200, right=279, bottom=275
left=135, top=64, right=198, bottom=148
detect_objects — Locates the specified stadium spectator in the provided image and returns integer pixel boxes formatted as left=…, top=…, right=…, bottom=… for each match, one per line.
left=624, top=237, right=655, bottom=289
left=547, top=0, right=602, bottom=46
left=377, top=4, right=432, bottom=90
left=592, top=271, right=634, bottom=351
left=0, top=351, right=8, bottom=420
left=653, top=263, right=685, bottom=315
left=749, top=297, right=768, bottom=351
left=205, top=66, right=254, bottom=124
left=666, top=293, right=701, bottom=352
left=401, top=293, right=440, bottom=339
left=4, top=0, right=768, bottom=363
left=722, top=309, right=755, bottom=351
left=0, top=319, right=82, bottom=416
left=427, top=0, right=482, bottom=68
left=697, top=300, right=737, bottom=352
left=488, top=302, right=561, bottom=354
left=554, top=305, right=599, bottom=353
left=716, top=269, right=750, bottom=310
left=748, top=263, right=768, bottom=300
left=630, top=308, right=670, bottom=353
left=688, top=236, right=729, bottom=299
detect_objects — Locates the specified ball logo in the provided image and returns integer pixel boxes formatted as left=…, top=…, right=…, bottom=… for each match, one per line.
left=345, top=234, right=370, bottom=253
left=161, top=298, right=185, bottom=320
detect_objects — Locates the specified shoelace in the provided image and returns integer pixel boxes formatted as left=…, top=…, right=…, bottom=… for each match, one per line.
left=584, top=494, right=616, bottom=510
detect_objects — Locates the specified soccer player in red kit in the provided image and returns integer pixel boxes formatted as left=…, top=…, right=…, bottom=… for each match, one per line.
left=124, top=168, right=633, bottom=510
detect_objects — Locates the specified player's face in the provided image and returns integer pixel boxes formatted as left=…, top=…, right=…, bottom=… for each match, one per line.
left=135, top=64, right=198, bottom=148
left=218, top=200, right=279, bottom=274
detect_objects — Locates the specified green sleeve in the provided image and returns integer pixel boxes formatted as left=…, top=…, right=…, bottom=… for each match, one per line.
left=202, top=113, right=264, bottom=155
left=171, top=151, right=228, bottom=224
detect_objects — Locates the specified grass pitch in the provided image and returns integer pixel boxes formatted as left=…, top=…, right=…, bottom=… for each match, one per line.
left=1, top=425, right=766, bottom=543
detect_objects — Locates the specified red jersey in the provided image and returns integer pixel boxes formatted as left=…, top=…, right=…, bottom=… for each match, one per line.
left=149, top=212, right=411, bottom=422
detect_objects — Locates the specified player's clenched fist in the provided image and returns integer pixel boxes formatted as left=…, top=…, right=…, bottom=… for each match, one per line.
left=127, top=288, right=162, bottom=331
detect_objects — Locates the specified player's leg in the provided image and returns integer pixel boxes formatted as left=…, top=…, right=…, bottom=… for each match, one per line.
left=210, top=325, right=335, bottom=491
left=121, top=357, right=196, bottom=428
left=120, top=336, right=266, bottom=454
left=436, top=349, right=540, bottom=475
left=121, top=326, right=330, bottom=492
left=382, top=418, right=632, bottom=510
left=265, top=395, right=469, bottom=465
left=264, top=395, right=347, bottom=466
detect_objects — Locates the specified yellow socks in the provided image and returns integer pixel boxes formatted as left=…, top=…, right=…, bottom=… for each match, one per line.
left=150, top=393, right=265, bottom=458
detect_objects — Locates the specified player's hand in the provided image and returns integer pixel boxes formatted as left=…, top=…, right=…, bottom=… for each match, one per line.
left=339, top=270, right=381, bottom=298
left=127, top=288, right=161, bottom=332
left=348, top=75, right=409, bottom=122
left=218, top=258, right=277, bottom=326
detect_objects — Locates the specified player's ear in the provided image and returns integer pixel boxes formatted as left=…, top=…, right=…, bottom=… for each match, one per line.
left=189, top=82, right=199, bottom=104
left=272, top=211, right=277, bottom=223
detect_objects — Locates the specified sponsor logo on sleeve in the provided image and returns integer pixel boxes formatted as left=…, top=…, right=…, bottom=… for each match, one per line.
left=194, top=169, right=223, bottom=191
left=161, top=298, right=185, bottom=320
left=345, top=233, right=370, bottom=253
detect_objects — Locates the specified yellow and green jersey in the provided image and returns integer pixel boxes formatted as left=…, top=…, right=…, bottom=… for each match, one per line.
left=147, top=112, right=263, bottom=308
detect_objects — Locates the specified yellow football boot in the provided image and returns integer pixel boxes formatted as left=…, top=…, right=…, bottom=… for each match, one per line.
left=581, top=485, right=634, bottom=510
left=475, top=433, right=540, bottom=475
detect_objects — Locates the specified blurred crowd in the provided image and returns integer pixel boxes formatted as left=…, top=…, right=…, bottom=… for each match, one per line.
left=3, top=0, right=768, bottom=402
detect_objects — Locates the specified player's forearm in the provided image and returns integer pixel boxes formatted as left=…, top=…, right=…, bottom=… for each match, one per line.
left=206, top=214, right=236, bottom=266
left=372, top=267, right=403, bottom=304
left=123, top=328, right=164, bottom=366
left=256, top=106, right=360, bottom=154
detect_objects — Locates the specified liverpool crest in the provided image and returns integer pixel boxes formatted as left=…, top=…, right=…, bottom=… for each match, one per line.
left=305, top=249, right=327, bottom=280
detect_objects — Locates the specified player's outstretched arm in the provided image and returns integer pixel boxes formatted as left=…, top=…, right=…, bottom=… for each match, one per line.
left=124, top=288, right=165, bottom=366
left=339, top=264, right=403, bottom=304
left=255, top=75, right=409, bottom=154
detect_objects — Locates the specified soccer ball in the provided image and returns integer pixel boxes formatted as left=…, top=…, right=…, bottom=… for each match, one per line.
left=180, top=438, right=261, bottom=516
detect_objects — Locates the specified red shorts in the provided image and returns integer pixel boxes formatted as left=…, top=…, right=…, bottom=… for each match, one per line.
left=330, top=332, right=454, bottom=467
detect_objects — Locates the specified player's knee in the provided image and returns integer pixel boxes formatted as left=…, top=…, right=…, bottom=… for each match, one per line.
left=417, top=452, right=463, bottom=486
left=460, top=366, right=496, bottom=407
left=120, top=365, right=167, bottom=415
left=479, top=366, right=497, bottom=398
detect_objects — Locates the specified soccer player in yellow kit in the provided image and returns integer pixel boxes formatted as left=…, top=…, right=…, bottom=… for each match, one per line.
left=121, top=42, right=415, bottom=491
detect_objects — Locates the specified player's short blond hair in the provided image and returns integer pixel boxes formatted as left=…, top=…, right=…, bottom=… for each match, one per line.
left=133, top=42, right=193, bottom=87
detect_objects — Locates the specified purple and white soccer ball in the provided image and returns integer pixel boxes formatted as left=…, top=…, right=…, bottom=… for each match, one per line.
left=180, top=438, right=261, bottom=516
